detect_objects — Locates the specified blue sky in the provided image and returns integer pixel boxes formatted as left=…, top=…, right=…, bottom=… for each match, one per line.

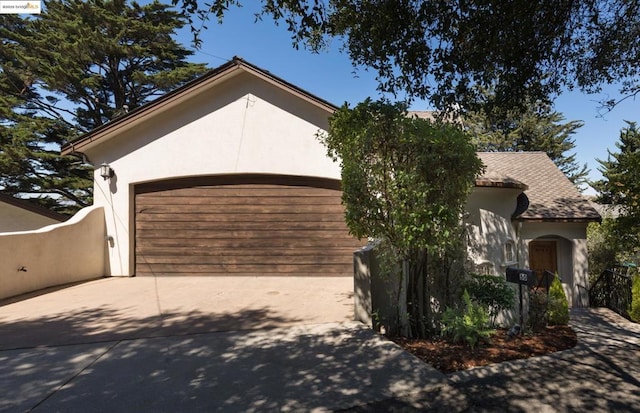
left=176, top=3, right=639, bottom=195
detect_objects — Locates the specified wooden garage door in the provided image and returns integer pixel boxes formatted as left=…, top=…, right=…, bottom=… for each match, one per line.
left=135, top=175, right=363, bottom=276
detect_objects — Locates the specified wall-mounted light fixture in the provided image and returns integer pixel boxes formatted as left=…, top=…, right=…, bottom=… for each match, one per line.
left=100, top=163, right=114, bottom=180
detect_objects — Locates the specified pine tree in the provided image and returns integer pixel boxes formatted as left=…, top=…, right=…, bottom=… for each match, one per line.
left=0, top=0, right=208, bottom=213
left=466, top=97, right=588, bottom=189
left=593, top=122, right=640, bottom=253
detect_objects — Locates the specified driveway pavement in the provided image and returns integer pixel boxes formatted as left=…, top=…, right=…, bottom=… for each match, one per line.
left=0, top=276, right=445, bottom=412
left=1, top=277, right=639, bottom=412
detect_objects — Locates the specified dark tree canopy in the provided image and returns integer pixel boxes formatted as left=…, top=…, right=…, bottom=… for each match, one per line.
left=0, top=0, right=208, bottom=213
left=174, top=0, right=640, bottom=115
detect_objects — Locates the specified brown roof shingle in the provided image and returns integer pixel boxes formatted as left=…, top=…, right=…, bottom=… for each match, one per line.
left=477, top=152, right=601, bottom=222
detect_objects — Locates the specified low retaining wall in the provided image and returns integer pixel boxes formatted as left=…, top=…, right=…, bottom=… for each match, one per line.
left=0, top=206, right=106, bottom=300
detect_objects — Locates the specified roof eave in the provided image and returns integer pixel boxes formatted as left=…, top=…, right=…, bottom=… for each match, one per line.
left=513, top=216, right=603, bottom=224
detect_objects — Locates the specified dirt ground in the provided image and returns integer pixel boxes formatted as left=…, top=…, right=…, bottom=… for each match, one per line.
left=391, top=325, right=577, bottom=373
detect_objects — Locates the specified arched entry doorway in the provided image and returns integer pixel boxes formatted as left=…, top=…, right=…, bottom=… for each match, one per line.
left=529, top=239, right=558, bottom=287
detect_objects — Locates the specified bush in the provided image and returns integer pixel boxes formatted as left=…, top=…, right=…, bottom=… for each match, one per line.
left=548, top=275, right=570, bottom=325
left=441, top=290, right=494, bottom=349
left=527, top=289, right=548, bottom=332
left=629, top=275, right=640, bottom=322
left=464, top=274, right=516, bottom=323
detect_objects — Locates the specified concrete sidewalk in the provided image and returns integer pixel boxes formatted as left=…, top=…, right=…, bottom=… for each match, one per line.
left=0, top=277, right=446, bottom=412
left=345, top=308, right=640, bottom=412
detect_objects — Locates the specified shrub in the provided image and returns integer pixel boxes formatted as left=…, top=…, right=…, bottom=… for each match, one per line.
left=629, top=275, right=640, bottom=322
left=548, top=275, right=570, bottom=325
left=527, top=289, right=548, bottom=332
left=441, top=289, right=494, bottom=349
left=464, top=274, right=516, bottom=324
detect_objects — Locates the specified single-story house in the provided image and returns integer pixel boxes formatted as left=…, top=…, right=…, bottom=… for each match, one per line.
left=0, top=193, right=67, bottom=232
left=61, top=57, right=599, bottom=307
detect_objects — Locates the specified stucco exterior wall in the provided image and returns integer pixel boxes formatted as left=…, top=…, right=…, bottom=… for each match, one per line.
left=466, top=187, right=590, bottom=308
left=0, top=202, right=62, bottom=232
left=83, top=72, right=338, bottom=275
left=0, top=206, right=106, bottom=300
left=465, top=187, right=523, bottom=273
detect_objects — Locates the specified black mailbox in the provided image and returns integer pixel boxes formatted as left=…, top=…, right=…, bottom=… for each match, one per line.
left=506, top=267, right=535, bottom=288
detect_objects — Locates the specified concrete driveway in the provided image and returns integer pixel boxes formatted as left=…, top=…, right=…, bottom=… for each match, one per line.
left=0, top=276, right=445, bottom=412
left=2, top=277, right=639, bottom=412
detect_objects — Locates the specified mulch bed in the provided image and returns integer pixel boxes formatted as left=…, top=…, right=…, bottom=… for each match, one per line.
left=391, top=325, right=578, bottom=374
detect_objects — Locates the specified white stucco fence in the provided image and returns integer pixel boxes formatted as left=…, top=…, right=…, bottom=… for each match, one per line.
left=0, top=206, right=106, bottom=300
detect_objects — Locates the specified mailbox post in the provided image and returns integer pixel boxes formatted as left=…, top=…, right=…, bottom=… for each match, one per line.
left=505, top=267, right=535, bottom=328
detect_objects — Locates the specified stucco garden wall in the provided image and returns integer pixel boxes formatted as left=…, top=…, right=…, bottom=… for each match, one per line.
left=0, top=206, right=106, bottom=300
left=83, top=72, right=339, bottom=276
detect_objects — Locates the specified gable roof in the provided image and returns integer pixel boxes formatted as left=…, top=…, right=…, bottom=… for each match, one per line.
left=477, top=152, right=601, bottom=222
left=61, top=57, right=337, bottom=156
left=0, top=193, right=67, bottom=222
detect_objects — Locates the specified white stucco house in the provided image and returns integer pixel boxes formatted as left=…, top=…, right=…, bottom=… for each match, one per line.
left=61, top=57, right=365, bottom=279
left=0, top=193, right=67, bottom=232
left=60, top=57, right=600, bottom=308
left=468, top=152, right=601, bottom=307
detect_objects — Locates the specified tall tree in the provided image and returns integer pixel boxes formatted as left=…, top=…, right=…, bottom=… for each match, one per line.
left=465, top=96, right=589, bottom=189
left=319, top=99, right=482, bottom=338
left=174, top=0, right=640, bottom=115
left=0, top=0, right=208, bottom=213
left=593, top=122, right=640, bottom=252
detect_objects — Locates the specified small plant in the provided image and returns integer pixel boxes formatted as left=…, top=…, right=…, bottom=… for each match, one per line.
left=464, top=274, right=516, bottom=324
left=441, top=289, right=494, bottom=349
left=527, top=288, right=549, bottom=332
left=548, top=275, right=570, bottom=325
left=629, top=275, right=640, bottom=322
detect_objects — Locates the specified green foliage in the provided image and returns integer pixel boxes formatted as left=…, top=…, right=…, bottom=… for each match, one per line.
left=593, top=122, right=640, bottom=254
left=177, top=1, right=640, bottom=114
left=527, top=289, right=549, bottom=332
left=464, top=274, right=515, bottom=324
left=548, top=275, right=570, bottom=325
left=320, top=99, right=482, bottom=256
left=466, top=94, right=588, bottom=189
left=318, top=99, right=482, bottom=338
left=588, top=219, right=624, bottom=283
left=0, top=0, right=208, bottom=213
left=441, top=290, right=493, bottom=349
left=629, top=275, right=640, bottom=323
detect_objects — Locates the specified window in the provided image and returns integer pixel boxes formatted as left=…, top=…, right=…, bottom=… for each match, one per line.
left=505, top=240, right=516, bottom=264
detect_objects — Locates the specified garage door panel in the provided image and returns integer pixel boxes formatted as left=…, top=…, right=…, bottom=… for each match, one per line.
left=137, top=185, right=341, bottom=198
left=136, top=228, right=355, bottom=240
left=136, top=237, right=361, bottom=249
left=136, top=263, right=353, bottom=274
left=137, top=195, right=342, bottom=206
left=137, top=254, right=352, bottom=265
left=136, top=220, right=350, bottom=231
left=137, top=203, right=346, bottom=214
left=136, top=246, right=360, bottom=257
left=136, top=213, right=347, bottom=223
left=135, top=175, right=363, bottom=276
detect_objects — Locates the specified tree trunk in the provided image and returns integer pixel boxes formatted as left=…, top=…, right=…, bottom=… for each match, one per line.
left=398, top=259, right=410, bottom=337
